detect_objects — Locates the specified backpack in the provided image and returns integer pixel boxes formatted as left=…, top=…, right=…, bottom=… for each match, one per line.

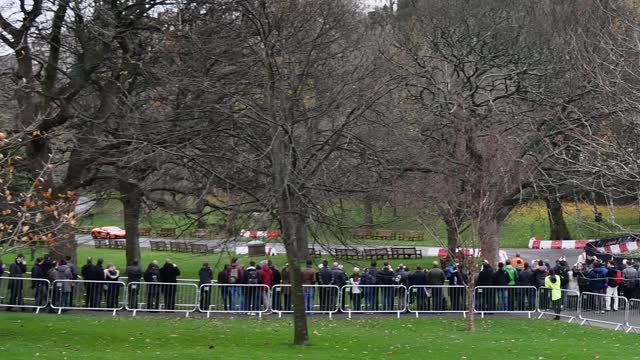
left=228, top=267, right=239, bottom=284
left=615, top=270, right=623, bottom=286
left=246, top=269, right=259, bottom=285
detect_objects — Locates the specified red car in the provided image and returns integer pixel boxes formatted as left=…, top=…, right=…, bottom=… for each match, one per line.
left=91, top=226, right=126, bottom=239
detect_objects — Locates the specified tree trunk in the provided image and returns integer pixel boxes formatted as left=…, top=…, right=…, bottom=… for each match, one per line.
left=546, top=195, right=571, bottom=240
left=465, top=272, right=477, bottom=332
left=120, top=181, right=142, bottom=266
left=363, top=197, right=374, bottom=230
left=280, top=211, right=309, bottom=345
left=443, top=215, right=460, bottom=255
left=478, top=214, right=499, bottom=267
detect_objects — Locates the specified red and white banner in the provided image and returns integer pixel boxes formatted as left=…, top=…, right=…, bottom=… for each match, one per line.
left=239, top=229, right=280, bottom=239
left=528, top=236, right=640, bottom=255
left=527, top=237, right=591, bottom=250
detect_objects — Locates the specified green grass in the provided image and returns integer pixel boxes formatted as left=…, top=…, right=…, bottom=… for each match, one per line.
left=2, top=246, right=439, bottom=279
left=0, top=313, right=637, bottom=359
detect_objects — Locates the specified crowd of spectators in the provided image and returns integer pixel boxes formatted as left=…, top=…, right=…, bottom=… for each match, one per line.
left=2, top=251, right=639, bottom=315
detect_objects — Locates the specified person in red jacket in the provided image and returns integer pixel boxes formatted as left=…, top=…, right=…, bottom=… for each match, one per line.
left=258, top=261, right=274, bottom=310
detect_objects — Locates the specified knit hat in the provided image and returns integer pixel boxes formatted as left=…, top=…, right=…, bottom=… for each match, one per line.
left=353, top=267, right=360, bottom=273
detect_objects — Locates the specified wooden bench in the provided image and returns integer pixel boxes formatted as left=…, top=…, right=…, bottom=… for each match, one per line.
left=158, top=228, right=177, bottom=238
left=170, top=241, right=189, bottom=252
left=351, top=230, right=373, bottom=239
left=334, top=248, right=361, bottom=259
left=397, top=231, right=424, bottom=241
left=94, top=239, right=109, bottom=248
left=363, top=248, right=389, bottom=259
left=193, top=228, right=210, bottom=239
left=150, top=240, right=168, bottom=251
left=139, top=228, right=152, bottom=237
left=109, top=239, right=126, bottom=249
left=372, top=230, right=396, bottom=241
left=190, top=243, right=209, bottom=254
left=308, top=247, right=322, bottom=258
left=390, top=247, right=423, bottom=259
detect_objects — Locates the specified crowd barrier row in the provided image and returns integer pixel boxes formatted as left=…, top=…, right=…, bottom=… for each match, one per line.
left=2, top=278, right=640, bottom=331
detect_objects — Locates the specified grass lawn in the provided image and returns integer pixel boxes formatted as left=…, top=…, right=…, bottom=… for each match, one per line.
left=1, top=246, right=439, bottom=279
left=0, top=313, right=637, bottom=359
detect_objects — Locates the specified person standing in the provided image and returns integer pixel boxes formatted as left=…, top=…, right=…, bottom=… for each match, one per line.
left=605, top=262, right=621, bottom=311
left=427, top=261, right=446, bottom=311
left=516, top=262, right=534, bottom=311
left=31, top=258, right=48, bottom=308
left=243, top=261, right=261, bottom=312
left=7, top=254, right=27, bottom=311
left=588, top=261, right=608, bottom=313
left=198, top=263, right=213, bottom=311
left=492, top=262, right=510, bottom=311
left=409, top=266, right=428, bottom=311
left=553, top=257, right=570, bottom=307
left=333, top=264, right=348, bottom=312
left=159, top=259, right=181, bottom=310
left=217, top=264, right=230, bottom=311
left=55, top=260, right=74, bottom=309
left=301, top=260, right=316, bottom=312
left=476, top=261, right=494, bottom=312
left=258, top=261, right=274, bottom=311
left=143, top=262, right=161, bottom=309
left=318, top=260, right=334, bottom=311
left=268, top=260, right=282, bottom=311
left=81, top=257, right=103, bottom=308
left=545, top=269, right=562, bottom=320
left=103, top=264, right=121, bottom=309
left=125, top=259, right=143, bottom=309
left=350, top=268, right=362, bottom=311
left=280, top=263, right=291, bottom=311
left=623, top=261, right=638, bottom=301
left=225, top=258, right=244, bottom=311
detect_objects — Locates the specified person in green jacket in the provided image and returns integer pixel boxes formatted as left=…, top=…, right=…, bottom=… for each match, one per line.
left=504, top=263, right=518, bottom=310
left=545, top=269, right=562, bottom=320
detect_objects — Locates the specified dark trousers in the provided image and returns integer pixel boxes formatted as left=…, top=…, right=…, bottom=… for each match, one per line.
left=163, top=284, right=177, bottom=310
left=147, top=287, right=160, bottom=309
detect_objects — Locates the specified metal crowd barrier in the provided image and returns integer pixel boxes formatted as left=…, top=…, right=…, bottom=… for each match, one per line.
left=271, top=285, right=340, bottom=318
left=341, top=285, right=407, bottom=318
left=579, top=292, right=628, bottom=330
left=50, top=280, right=126, bottom=315
left=199, top=284, right=270, bottom=318
left=0, top=277, right=51, bottom=313
left=407, top=285, right=467, bottom=317
left=625, top=299, right=640, bottom=333
left=537, top=288, right=580, bottom=322
left=125, top=282, right=198, bottom=317
left=474, top=286, right=538, bottom=318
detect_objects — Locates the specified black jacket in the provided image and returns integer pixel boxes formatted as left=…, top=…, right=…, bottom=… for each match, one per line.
left=9, top=260, right=27, bottom=277
left=378, top=268, right=394, bottom=286
left=517, top=268, right=534, bottom=286
left=532, top=267, right=548, bottom=288
left=270, top=266, right=281, bottom=286
left=318, top=267, right=334, bottom=285
left=409, top=270, right=428, bottom=287
left=144, top=268, right=160, bottom=283
left=199, top=266, right=213, bottom=286
left=217, top=270, right=228, bottom=284
left=126, top=265, right=143, bottom=283
left=159, top=264, right=181, bottom=283
left=81, top=263, right=103, bottom=281
left=493, top=269, right=510, bottom=286
left=477, top=266, right=494, bottom=287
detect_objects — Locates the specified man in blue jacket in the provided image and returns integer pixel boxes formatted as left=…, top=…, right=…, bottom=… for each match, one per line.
left=587, top=261, right=608, bottom=313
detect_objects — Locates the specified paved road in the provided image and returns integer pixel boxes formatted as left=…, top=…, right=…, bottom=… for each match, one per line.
left=76, top=235, right=584, bottom=264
